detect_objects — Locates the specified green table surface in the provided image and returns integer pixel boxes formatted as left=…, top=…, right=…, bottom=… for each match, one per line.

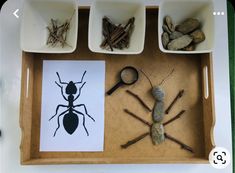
left=227, top=1, right=234, bottom=172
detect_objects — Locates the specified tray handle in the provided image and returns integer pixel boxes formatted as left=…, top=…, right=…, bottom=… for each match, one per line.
left=19, top=52, right=34, bottom=163
left=201, top=53, right=216, bottom=158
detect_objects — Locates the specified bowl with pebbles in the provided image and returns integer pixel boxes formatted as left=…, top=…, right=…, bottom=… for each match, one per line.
left=20, top=0, right=78, bottom=53
left=158, top=0, right=214, bottom=54
left=88, top=0, right=145, bottom=54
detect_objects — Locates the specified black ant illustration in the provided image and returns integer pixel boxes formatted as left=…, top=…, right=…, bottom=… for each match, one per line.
left=49, top=71, right=95, bottom=137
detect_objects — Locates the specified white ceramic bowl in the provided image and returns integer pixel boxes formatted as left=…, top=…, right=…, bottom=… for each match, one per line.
left=20, top=0, right=78, bottom=53
left=88, top=0, right=146, bottom=54
left=158, top=0, right=214, bottom=54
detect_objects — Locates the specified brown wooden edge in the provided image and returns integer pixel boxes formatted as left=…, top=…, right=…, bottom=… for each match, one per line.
left=20, top=52, right=35, bottom=164
left=201, top=53, right=216, bottom=159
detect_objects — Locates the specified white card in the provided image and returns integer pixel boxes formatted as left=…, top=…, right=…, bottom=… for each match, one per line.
left=40, top=60, right=105, bottom=152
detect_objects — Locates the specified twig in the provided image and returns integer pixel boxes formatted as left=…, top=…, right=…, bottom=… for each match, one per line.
left=124, top=109, right=152, bottom=127
left=126, top=90, right=152, bottom=112
left=46, top=27, right=72, bottom=48
left=140, top=69, right=153, bottom=89
left=121, top=132, right=149, bottom=149
left=102, top=17, right=113, bottom=51
left=158, top=69, right=175, bottom=86
left=165, top=90, right=185, bottom=114
left=164, top=133, right=194, bottom=153
left=163, top=110, right=185, bottom=126
left=68, top=10, right=76, bottom=23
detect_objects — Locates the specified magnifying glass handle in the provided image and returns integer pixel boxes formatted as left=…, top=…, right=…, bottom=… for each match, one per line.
left=107, top=81, right=123, bottom=95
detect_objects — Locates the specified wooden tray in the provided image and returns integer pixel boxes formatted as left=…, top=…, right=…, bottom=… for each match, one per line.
left=20, top=9, right=215, bottom=164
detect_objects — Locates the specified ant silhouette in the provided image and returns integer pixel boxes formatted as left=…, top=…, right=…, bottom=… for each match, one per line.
left=49, top=71, right=95, bottom=137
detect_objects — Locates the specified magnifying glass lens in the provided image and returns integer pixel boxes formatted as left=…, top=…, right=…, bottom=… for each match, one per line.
left=107, top=66, right=139, bottom=95
left=121, top=68, right=138, bottom=84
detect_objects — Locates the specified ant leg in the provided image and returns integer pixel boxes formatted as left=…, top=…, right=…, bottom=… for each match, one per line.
left=72, top=109, right=89, bottom=136
left=56, top=72, right=68, bottom=84
left=73, top=104, right=95, bottom=122
left=74, top=82, right=86, bottom=101
left=53, top=108, right=69, bottom=137
left=49, top=104, right=68, bottom=121
left=74, top=71, right=87, bottom=84
left=55, top=81, right=68, bottom=101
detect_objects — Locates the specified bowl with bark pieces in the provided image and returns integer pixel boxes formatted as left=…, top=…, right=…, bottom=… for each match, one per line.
left=88, top=0, right=146, bottom=54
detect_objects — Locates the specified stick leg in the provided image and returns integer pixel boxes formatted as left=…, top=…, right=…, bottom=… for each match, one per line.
left=126, top=90, right=152, bottom=112
left=49, top=104, right=68, bottom=121
left=164, top=133, right=194, bottom=153
left=53, top=109, right=69, bottom=137
left=74, top=104, right=95, bottom=122
left=163, top=110, right=185, bottom=126
left=72, top=109, right=89, bottom=136
left=121, top=132, right=150, bottom=149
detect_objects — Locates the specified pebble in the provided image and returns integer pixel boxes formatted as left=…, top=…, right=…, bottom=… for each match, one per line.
left=162, top=32, right=170, bottom=48
left=151, top=123, right=165, bottom=145
left=162, top=24, right=172, bottom=34
left=176, top=18, right=200, bottom=34
left=183, top=44, right=195, bottom=51
left=152, top=101, right=164, bottom=122
left=167, top=35, right=193, bottom=50
left=190, top=29, right=205, bottom=44
left=170, top=31, right=183, bottom=40
left=152, top=87, right=165, bottom=101
left=165, top=16, right=175, bottom=32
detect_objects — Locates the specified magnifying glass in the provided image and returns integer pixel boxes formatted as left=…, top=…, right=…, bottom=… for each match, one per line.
left=217, top=155, right=223, bottom=161
left=107, top=66, right=139, bottom=95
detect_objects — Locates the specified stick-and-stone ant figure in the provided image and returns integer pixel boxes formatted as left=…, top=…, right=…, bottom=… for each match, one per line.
left=49, top=71, right=95, bottom=137
left=121, top=70, right=194, bottom=153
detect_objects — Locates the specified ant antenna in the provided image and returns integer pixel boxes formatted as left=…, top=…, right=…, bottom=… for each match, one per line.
left=56, top=72, right=68, bottom=84
left=140, top=69, right=153, bottom=89
left=158, top=68, right=174, bottom=86
left=75, top=71, right=87, bottom=84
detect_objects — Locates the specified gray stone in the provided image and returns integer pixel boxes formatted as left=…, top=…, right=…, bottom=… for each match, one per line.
left=183, top=43, right=195, bottom=51
left=165, top=16, right=175, bottom=32
left=151, top=122, right=165, bottom=145
left=162, top=24, right=172, bottom=34
left=162, top=32, right=169, bottom=48
left=170, top=31, right=183, bottom=40
left=190, top=29, right=205, bottom=44
left=152, top=101, right=164, bottom=122
left=176, top=18, right=200, bottom=34
left=167, top=35, right=193, bottom=50
left=152, top=86, right=165, bottom=101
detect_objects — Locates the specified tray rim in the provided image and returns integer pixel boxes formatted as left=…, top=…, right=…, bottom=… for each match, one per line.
left=19, top=53, right=215, bottom=165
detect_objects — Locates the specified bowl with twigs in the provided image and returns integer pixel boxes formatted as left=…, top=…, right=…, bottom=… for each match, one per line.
left=20, top=0, right=78, bottom=53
